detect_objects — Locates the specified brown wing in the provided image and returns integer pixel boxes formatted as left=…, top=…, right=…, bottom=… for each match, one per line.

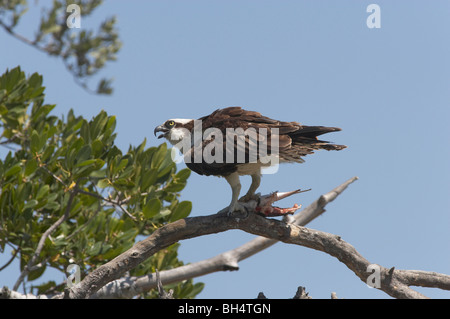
left=185, top=107, right=346, bottom=175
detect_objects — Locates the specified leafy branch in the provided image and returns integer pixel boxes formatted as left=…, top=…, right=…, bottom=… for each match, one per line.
left=0, top=67, right=199, bottom=299
left=0, top=0, right=121, bottom=94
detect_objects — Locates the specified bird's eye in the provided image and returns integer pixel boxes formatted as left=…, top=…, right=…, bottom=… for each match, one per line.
left=165, top=120, right=175, bottom=128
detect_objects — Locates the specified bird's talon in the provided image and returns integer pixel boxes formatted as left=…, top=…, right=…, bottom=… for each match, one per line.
left=238, top=193, right=260, bottom=203
left=221, top=202, right=249, bottom=217
left=234, top=202, right=248, bottom=214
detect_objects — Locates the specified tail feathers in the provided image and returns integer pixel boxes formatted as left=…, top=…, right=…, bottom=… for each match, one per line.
left=292, top=125, right=341, bottom=139
left=318, top=143, right=347, bottom=151
left=291, top=126, right=347, bottom=151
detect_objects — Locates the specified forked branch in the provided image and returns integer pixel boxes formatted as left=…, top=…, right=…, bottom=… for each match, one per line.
left=92, top=177, right=358, bottom=298
left=4, top=177, right=449, bottom=299
left=59, top=177, right=449, bottom=299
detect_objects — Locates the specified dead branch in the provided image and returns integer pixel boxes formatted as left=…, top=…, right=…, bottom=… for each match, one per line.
left=292, top=286, right=312, bottom=299
left=5, top=177, right=449, bottom=299
left=52, top=176, right=449, bottom=299
left=91, top=177, right=358, bottom=299
left=0, top=286, right=48, bottom=299
left=155, top=269, right=173, bottom=299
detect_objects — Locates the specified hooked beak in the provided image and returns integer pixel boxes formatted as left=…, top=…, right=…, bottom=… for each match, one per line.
left=154, top=125, right=168, bottom=139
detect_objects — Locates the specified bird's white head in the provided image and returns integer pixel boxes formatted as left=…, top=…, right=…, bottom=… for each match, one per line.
left=154, top=118, right=194, bottom=146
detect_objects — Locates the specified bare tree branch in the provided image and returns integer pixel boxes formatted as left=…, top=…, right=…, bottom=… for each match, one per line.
left=292, top=286, right=312, bottom=299
left=92, top=176, right=359, bottom=299
left=75, top=187, right=137, bottom=221
left=5, top=177, right=449, bottom=299
left=155, top=269, right=173, bottom=299
left=51, top=176, right=449, bottom=299
left=0, top=286, right=48, bottom=299
left=0, top=241, right=21, bottom=272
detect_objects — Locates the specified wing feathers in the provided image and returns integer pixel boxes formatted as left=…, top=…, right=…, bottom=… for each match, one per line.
left=184, top=107, right=346, bottom=176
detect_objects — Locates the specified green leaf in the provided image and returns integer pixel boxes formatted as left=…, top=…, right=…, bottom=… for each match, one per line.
left=24, top=199, right=38, bottom=210
left=30, top=130, right=41, bottom=153
left=80, top=120, right=90, bottom=142
left=151, top=143, right=167, bottom=169
left=91, top=111, right=108, bottom=139
left=117, top=166, right=134, bottom=179
left=31, top=104, right=56, bottom=122
left=42, top=24, right=61, bottom=35
left=17, top=183, right=31, bottom=203
left=76, top=144, right=92, bottom=163
left=43, top=201, right=60, bottom=211
left=112, top=178, right=134, bottom=188
left=104, top=115, right=116, bottom=136
left=117, top=229, right=138, bottom=243
left=28, top=73, right=42, bottom=88
left=175, top=168, right=191, bottom=181
left=91, top=139, right=104, bottom=157
left=3, top=67, right=23, bottom=92
left=24, top=159, right=38, bottom=176
left=190, top=283, right=205, bottom=298
left=97, top=178, right=110, bottom=188
left=88, top=241, right=103, bottom=256
left=0, top=103, right=8, bottom=115
left=27, top=264, right=46, bottom=281
left=75, top=159, right=97, bottom=167
left=170, top=201, right=192, bottom=222
left=116, top=158, right=128, bottom=171
left=41, top=145, right=55, bottom=162
left=97, top=78, right=113, bottom=95
left=35, top=281, right=57, bottom=295
left=164, top=181, right=186, bottom=193
left=36, top=185, right=50, bottom=200
left=141, top=169, right=158, bottom=191
left=143, top=198, right=161, bottom=219
left=5, top=164, right=21, bottom=178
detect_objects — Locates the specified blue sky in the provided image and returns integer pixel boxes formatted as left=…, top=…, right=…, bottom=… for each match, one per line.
left=1, top=1, right=449, bottom=298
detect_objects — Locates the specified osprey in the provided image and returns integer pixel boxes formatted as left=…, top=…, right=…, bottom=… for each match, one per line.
left=154, top=107, right=346, bottom=215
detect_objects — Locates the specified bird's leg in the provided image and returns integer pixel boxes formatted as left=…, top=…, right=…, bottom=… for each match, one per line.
left=239, top=173, right=261, bottom=202
left=220, top=173, right=247, bottom=216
